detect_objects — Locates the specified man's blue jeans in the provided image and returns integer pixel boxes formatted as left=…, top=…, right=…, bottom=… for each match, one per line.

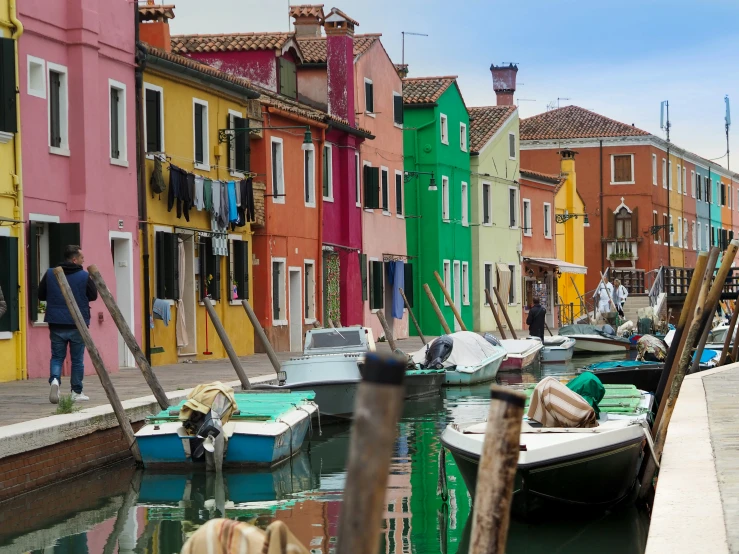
left=49, top=327, right=85, bottom=393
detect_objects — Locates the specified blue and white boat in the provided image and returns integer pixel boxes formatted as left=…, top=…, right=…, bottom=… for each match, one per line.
left=135, top=390, right=318, bottom=469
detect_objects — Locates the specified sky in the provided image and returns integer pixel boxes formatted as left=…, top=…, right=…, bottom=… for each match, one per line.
left=169, top=0, right=739, bottom=166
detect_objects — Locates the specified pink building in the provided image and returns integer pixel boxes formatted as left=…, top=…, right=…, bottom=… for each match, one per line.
left=19, top=0, right=139, bottom=378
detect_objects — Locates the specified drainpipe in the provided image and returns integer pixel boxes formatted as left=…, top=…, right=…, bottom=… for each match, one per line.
left=599, top=140, right=604, bottom=273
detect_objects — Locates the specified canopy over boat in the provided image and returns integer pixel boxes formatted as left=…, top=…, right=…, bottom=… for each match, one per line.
left=410, top=331, right=505, bottom=371
left=527, top=376, right=599, bottom=428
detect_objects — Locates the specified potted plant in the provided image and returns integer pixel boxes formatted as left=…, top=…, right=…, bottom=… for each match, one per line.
left=38, top=301, right=46, bottom=323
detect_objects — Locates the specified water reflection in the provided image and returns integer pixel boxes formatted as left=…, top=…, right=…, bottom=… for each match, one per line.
left=6, top=350, right=648, bottom=554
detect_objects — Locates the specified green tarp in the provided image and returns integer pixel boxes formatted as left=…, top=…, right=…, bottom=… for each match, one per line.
left=566, top=372, right=606, bottom=416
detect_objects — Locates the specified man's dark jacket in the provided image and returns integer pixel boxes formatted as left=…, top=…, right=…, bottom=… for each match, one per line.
left=526, top=304, right=546, bottom=339
left=38, top=263, right=98, bottom=328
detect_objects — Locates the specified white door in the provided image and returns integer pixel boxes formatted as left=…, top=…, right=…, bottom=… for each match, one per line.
left=289, top=268, right=302, bottom=352
left=453, top=261, right=462, bottom=331
left=111, top=234, right=134, bottom=368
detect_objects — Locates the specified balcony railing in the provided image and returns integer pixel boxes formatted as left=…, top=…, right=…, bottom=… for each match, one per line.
left=607, top=239, right=638, bottom=264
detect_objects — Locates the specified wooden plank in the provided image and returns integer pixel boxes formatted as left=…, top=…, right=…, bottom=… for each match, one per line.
left=203, top=297, right=251, bottom=390
left=493, top=287, right=518, bottom=339
left=400, top=287, right=426, bottom=345
left=719, top=292, right=739, bottom=365
left=485, top=289, right=506, bottom=339
left=424, top=283, right=452, bottom=334
left=434, top=270, right=467, bottom=331
left=241, top=299, right=281, bottom=373
left=376, top=309, right=398, bottom=352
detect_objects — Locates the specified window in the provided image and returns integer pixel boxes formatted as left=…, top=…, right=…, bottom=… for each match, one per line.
left=304, top=147, right=315, bottom=206
left=508, top=133, right=516, bottom=159
left=691, top=170, right=696, bottom=198
left=227, top=110, right=250, bottom=176
left=683, top=220, right=688, bottom=250
left=696, top=172, right=702, bottom=200
left=48, top=63, right=69, bottom=155
left=508, top=265, right=516, bottom=304
left=442, top=176, right=450, bottom=220
left=705, top=177, right=711, bottom=203
left=695, top=220, right=699, bottom=251
left=381, top=167, right=389, bottom=212
left=199, top=236, right=221, bottom=302
left=615, top=207, right=632, bottom=239
left=393, top=92, right=403, bottom=126
left=443, top=260, right=451, bottom=306
left=155, top=231, right=179, bottom=301
left=363, top=163, right=380, bottom=209
left=677, top=217, right=682, bottom=248
left=364, top=78, right=374, bottom=114
left=108, top=80, right=126, bottom=165
left=0, top=41, right=16, bottom=135
left=278, top=58, right=297, bottom=98
left=144, top=83, right=164, bottom=154
left=355, top=152, right=361, bottom=207
left=461, top=182, right=468, bottom=226
left=676, top=164, right=681, bottom=194
left=652, top=154, right=657, bottom=185
left=369, top=260, right=384, bottom=310
left=304, top=261, right=315, bottom=322
left=522, top=199, right=532, bottom=236
left=653, top=211, right=659, bottom=244
left=395, top=171, right=403, bottom=215
left=730, top=186, right=733, bottom=209
left=403, top=264, right=414, bottom=308
left=271, top=138, right=285, bottom=202
left=323, top=144, right=333, bottom=200
left=462, top=262, right=470, bottom=305
left=683, top=167, right=687, bottom=196
left=460, top=123, right=467, bottom=152
left=508, top=187, right=517, bottom=228
left=668, top=161, right=672, bottom=190
left=543, top=203, right=552, bottom=238
left=663, top=213, right=668, bottom=245
left=662, top=159, right=667, bottom=188
left=193, top=98, right=209, bottom=170
left=611, top=154, right=634, bottom=183
left=669, top=215, right=674, bottom=246
left=705, top=223, right=709, bottom=250
left=229, top=239, right=249, bottom=302
left=482, top=183, right=492, bottom=225
left=440, top=114, right=448, bottom=144
left=0, top=236, right=19, bottom=333
left=272, top=259, right=286, bottom=324
left=484, top=263, right=493, bottom=305
left=27, top=55, right=45, bottom=99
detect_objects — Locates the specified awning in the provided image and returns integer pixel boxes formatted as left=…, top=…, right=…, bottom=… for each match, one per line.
left=524, top=257, right=588, bottom=275
left=496, top=263, right=512, bottom=301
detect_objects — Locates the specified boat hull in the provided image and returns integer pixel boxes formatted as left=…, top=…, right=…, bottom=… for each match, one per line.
left=540, top=338, right=576, bottom=364
left=444, top=354, right=505, bottom=386
left=582, top=366, right=662, bottom=392
left=499, top=350, right=540, bottom=370
left=405, top=370, right=445, bottom=399
left=570, top=335, right=631, bottom=353
left=286, top=380, right=359, bottom=420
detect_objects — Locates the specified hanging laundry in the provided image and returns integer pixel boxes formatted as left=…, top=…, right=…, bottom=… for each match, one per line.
left=185, top=173, right=195, bottom=219
left=218, top=181, right=230, bottom=229
left=211, top=180, right=221, bottom=221
left=167, top=165, right=181, bottom=215
left=152, top=298, right=171, bottom=327
left=227, top=181, right=238, bottom=223
left=150, top=156, right=166, bottom=195
left=235, top=179, right=242, bottom=207
left=211, top=217, right=229, bottom=257
left=194, top=176, right=204, bottom=211
left=245, top=178, right=256, bottom=222
left=386, top=261, right=405, bottom=319
left=203, top=178, right=213, bottom=212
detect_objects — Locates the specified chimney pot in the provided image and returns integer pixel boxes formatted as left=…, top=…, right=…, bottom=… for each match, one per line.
left=290, top=4, right=325, bottom=38
left=490, top=63, right=518, bottom=106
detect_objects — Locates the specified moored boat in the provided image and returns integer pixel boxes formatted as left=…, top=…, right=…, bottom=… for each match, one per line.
left=559, top=324, right=631, bottom=353
left=578, top=360, right=663, bottom=392
left=534, top=335, right=576, bottom=363
left=499, top=339, right=543, bottom=369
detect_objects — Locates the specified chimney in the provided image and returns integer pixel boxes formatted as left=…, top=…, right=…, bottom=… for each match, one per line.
left=490, top=63, right=518, bottom=106
left=324, top=7, right=357, bottom=125
left=290, top=4, right=325, bottom=38
left=138, top=0, right=175, bottom=53
left=559, top=149, right=578, bottom=208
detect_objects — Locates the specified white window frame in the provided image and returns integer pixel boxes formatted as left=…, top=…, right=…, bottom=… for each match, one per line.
left=47, top=62, right=69, bottom=156
left=653, top=211, right=659, bottom=244
left=462, top=261, right=470, bottom=305
left=270, top=136, right=285, bottom=204
left=610, top=154, right=635, bottom=185
left=227, top=234, right=245, bottom=306
left=271, top=257, right=287, bottom=326
left=364, top=77, right=374, bottom=116
left=522, top=198, right=532, bottom=237
left=303, top=144, right=316, bottom=207
left=508, top=186, right=518, bottom=229
left=482, top=182, right=492, bottom=226
left=27, top=55, right=46, bottom=99
left=192, top=97, right=210, bottom=171
left=694, top=220, right=698, bottom=251
left=508, top=132, right=516, bottom=160
left=669, top=214, right=674, bottom=246
left=381, top=166, right=391, bottom=215
left=368, top=256, right=383, bottom=313
left=29, top=213, right=62, bottom=324
left=677, top=217, right=682, bottom=248
left=668, top=161, right=673, bottom=191
left=662, top=159, right=667, bottom=188
left=304, top=259, right=316, bottom=324
left=227, top=109, right=245, bottom=178
left=355, top=152, right=361, bottom=207
left=143, top=82, right=165, bottom=158
left=683, top=167, right=687, bottom=196
left=460, top=122, right=467, bottom=152
left=483, top=262, right=494, bottom=306
left=652, top=154, right=657, bottom=186
left=543, top=202, right=552, bottom=239
left=109, top=79, right=128, bottom=167
left=443, top=260, right=451, bottom=306
left=440, top=113, right=449, bottom=145
left=442, top=175, right=450, bottom=221
left=676, top=164, right=682, bottom=194
left=323, top=142, right=334, bottom=202
left=691, top=170, right=696, bottom=198
left=392, top=91, right=403, bottom=128
left=461, top=181, right=469, bottom=226
left=395, top=169, right=404, bottom=218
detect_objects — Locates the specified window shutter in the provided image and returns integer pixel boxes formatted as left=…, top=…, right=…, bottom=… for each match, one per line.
left=365, top=81, right=374, bottom=112
left=164, top=233, right=179, bottom=301
left=48, top=223, right=81, bottom=267
left=232, top=240, right=248, bottom=301
left=0, top=38, right=17, bottom=134
left=359, top=253, right=367, bottom=301
left=396, top=173, right=403, bottom=214
left=371, top=261, right=383, bottom=310
left=323, top=146, right=330, bottom=197
left=194, top=104, right=204, bottom=163
left=272, top=261, right=281, bottom=320
left=49, top=72, right=61, bottom=147
left=393, top=95, right=403, bottom=125
left=363, top=165, right=373, bottom=208
left=631, top=207, right=638, bottom=239
left=0, top=236, right=19, bottom=332
left=614, top=156, right=631, bottom=182
left=607, top=211, right=615, bottom=238
left=212, top=248, right=221, bottom=302
left=145, top=89, right=160, bottom=153
left=403, top=263, right=414, bottom=308
left=381, top=170, right=388, bottom=211
left=371, top=167, right=380, bottom=209
left=156, top=231, right=166, bottom=299
left=28, top=222, right=41, bottom=321
left=110, top=88, right=119, bottom=159
left=234, top=117, right=250, bottom=173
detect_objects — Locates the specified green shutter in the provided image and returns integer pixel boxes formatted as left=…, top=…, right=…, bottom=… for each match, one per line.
left=211, top=249, right=221, bottom=302
left=0, top=236, right=19, bottom=332
left=27, top=222, right=40, bottom=321
left=371, top=261, right=383, bottom=310
left=371, top=167, right=381, bottom=209
left=0, top=38, right=17, bottom=134
left=48, top=223, right=81, bottom=267
left=235, top=117, right=250, bottom=173
left=162, top=233, right=178, bottom=301
left=363, top=164, right=372, bottom=208
left=403, top=263, right=414, bottom=308
left=156, top=231, right=166, bottom=299
left=359, top=253, right=367, bottom=301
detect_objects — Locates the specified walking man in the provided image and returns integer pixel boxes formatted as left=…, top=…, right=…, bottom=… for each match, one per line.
left=38, top=245, right=97, bottom=403
left=526, top=297, right=546, bottom=341
left=612, top=279, right=628, bottom=318
left=594, top=276, right=614, bottom=317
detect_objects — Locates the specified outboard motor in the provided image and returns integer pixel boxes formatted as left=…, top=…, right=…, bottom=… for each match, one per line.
left=482, top=333, right=502, bottom=348
left=424, top=335, right=454, bottom=369
left=183, top=392, right=232, bottom=464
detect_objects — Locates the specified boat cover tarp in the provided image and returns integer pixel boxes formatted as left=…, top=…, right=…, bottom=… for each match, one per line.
left=411, top=331, right=505, bottom=372
left=694, top=349, right=719, bottom=364
left=182, top=519, right=310, bottom=554
left=527, top=376, right=598, bottom=428
left=178, top=382, right=238, bottom=425
left=542, top=335, right=572, bottom=347
left=500, top=339, right=541, bottom=356
left=559, top=324, right=630, bottom=343
left=524, top=383, right=644, bottom=415
left=636, top=334, right=667, bottom=362
left=587, top=360, right=661, bottom=370
left=566, top=372, right=606, bottom=416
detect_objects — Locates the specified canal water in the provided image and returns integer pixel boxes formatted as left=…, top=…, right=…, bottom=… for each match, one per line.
left=6, top=353, right=650, bottom=554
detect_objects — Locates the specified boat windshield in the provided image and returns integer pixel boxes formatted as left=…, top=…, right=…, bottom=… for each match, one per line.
left=306, top=329, right=365, bottom=351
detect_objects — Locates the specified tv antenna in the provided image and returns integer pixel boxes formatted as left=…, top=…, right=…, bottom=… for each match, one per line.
left=402, top=31, right=428, bottom=67
left=660, top=100, right=671, bottom=142
left=517, top=98, right=536, bottom=107
left=725, top=95, right=731, bottom=171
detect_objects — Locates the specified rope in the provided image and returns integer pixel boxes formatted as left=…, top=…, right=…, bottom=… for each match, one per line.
left=277, top=418, right=294, bottom=461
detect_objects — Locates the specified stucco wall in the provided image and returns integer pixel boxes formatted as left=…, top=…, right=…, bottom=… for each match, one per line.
left=185, top=50, right=278, bottom=92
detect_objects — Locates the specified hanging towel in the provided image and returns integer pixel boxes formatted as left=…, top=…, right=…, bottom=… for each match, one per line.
left=211, top=180, right=221, bottom=221
left=386, top=261, right=405, bottom=319
left=150, top=157, right=166, bottom=195
left=245, top=178, right=255, bottom=222
left=176, top=238, right=189, bottom=347
left=194, top=176, right=204, bottom=211
left=227, top=181, right=238, bottom=223
left=203, top=178, right=213, bottom=212
left=152, top=298, right=171, bottom=327
left=235, top=179, right=242, bottom=207
left=167, top=165, right=180, bottom=214
left=218, top=181, right=230, bottom=228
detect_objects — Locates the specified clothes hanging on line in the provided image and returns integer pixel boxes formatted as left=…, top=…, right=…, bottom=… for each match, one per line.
left=218, top=181, right=230, bottom=229
left=194, top=175, right=204, bottom=211
left=227, top=181, right=238, bottom=223
left=211, top=217, right=229, bottom=257
left=233, top=178, right=256, bottom=229
left=152, top=298, right=171, bottom=327
left=203, top=178, right=213, bottom=212
left=211, top=180, right=221, bottom=221
left=167, top=165, right=191, bottom=222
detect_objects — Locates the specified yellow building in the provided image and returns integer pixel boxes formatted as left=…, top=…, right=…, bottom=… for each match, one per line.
left=555, top=150, right=587, bottom=317
left=0, top=1, right=26, bottom=381
left=139, top=44, right=261, bottom=365
left=668, top=152, right=684, bottom=267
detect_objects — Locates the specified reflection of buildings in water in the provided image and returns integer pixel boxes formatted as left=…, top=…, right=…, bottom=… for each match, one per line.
left=381, top=428, right=413, bottom=553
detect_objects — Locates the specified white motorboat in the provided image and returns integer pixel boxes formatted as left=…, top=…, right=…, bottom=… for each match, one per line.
left=499, top=339, right=543, bottom=369
left=559, top=324, right=631, bottom=353
left=533, top=335, right=576, bottom=363
left=410, top=331, right=508, bottom=386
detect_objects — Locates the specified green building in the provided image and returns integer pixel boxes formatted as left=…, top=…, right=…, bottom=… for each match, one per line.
left=403, top=76, right=472, bottom=336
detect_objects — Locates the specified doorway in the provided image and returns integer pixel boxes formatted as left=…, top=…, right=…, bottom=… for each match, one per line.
left=110, top=232, right=134, bottom=368
left=289, top=268, right=302, bottom=352
left=180, top=235, right=197, bottom=356
left=453, top=261, right=461, bottom=331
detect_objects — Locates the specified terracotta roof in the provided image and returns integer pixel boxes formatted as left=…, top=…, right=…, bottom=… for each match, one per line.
left=289, top=4, right=324, bottom=19
left=468, top=105, right=517, bottom=153
left=171, top=32, right=297, bottom=54
left=520, top=169, right=562, bottom=185
left=325, top=7, right=359, bottom=26
left=402, top=76, right=457, bottom=105
left=138, top=4, right=175, bottom=21
left=520, top=105, right=651, bottom=141
left=297, top=34, right=380, bottom=63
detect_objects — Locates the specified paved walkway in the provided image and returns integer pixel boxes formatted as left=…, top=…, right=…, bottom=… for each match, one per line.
left=646, top=363, right=739, bottom=553
left=0, top=336, right=428, bottom=427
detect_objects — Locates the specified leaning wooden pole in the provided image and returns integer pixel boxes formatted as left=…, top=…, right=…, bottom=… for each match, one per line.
left=400, top=288, right=426, bottom=345
left=241, top=299, right=281, bottom=373
left=570, top=275, right=591, bottom=324
left=424, top=283, right=452, bottom=335
left=53, top=267, right=142, bottom=464
left=718, top=291, right=739, bottom=365
left=87, top=265, right=169, bottom=410
left=376, top=310, right=398, bottom=352
left=484, top=289, right=507, bottom=339
left=469, top=386, right=526, bottom=554
left=336, top=354, right=406, bottom=554
left=203, top=297, right=251, bottom=390
left=493, top=287, right=518, bottom=339
left=434, top=271, right=467, bottom=331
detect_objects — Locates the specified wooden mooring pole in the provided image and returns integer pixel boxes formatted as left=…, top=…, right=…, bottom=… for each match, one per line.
left=719, top=291, right=739, bottom=365
left=484, top=289, right=506, bottom=339
left=336, top=354, right=406, bottom=554
left=53, top=267, right=142, bottom=464
left=202, top=297, right=251, bottom=390
left=424, top=283, right=452, bottom=335
left=434, top=271, right=467, bottom=331
left=400, top=288, right=426, bottom=345
left=493, top=287, right=518, bottom=339
left=469, top=385, right=526, bottom=554
left=87, top=265, right=169, bottom=410
left=376, top=310, right=398, bottom=352
left=241, top=299, right=281, bottom=374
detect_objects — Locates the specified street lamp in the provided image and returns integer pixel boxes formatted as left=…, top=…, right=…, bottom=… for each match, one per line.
left=404, top=171, right=437, bottom=191
left=555, top=210, right=589, bottom=224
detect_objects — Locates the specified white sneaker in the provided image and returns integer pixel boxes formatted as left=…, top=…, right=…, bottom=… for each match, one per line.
left=71, top=391, right=90, bottom=402
left=49, top=379, right=59, bottom=404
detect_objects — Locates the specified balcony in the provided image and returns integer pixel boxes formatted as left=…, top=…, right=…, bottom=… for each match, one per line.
left=607, top=239, right=638, bottom=267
